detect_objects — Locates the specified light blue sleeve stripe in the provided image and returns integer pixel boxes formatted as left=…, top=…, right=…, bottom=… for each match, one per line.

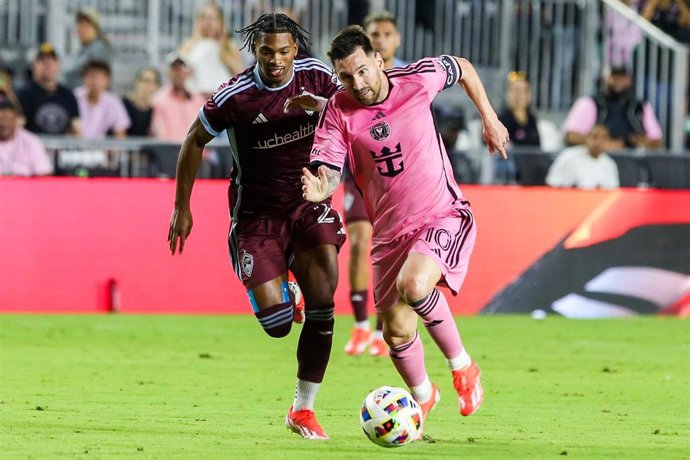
left=198, top=108, right=222, bottom=137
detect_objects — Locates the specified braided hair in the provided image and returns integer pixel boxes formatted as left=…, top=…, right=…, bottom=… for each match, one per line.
left=237, top=13, right=310, bottom=54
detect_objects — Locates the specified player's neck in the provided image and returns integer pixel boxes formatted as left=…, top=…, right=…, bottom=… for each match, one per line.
left=374, top=73, right=391, bottom=104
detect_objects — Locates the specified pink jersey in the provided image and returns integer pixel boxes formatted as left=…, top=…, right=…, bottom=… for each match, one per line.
left=311, top=55, right=467, bottom=244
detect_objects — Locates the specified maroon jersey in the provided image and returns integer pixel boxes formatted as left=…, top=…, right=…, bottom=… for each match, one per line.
left=199, top=57, right=338, bottom=219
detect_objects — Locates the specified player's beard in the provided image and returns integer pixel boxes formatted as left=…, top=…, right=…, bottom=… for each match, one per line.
left=354, top=76, right=382, bottom=106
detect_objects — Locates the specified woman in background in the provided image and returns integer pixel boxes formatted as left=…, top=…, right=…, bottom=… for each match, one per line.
left=178, top=2, right=244, bottom=96
left=64, top=8, right=113, bottom=89
left=122, top=67, right=161, bottom=137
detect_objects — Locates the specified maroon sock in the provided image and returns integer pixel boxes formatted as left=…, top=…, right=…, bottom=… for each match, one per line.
left=255, top=302, right=293, bottom=338
left=350, top=290, right=369, bottom=323
left=296, top=303, right=335, bottom=383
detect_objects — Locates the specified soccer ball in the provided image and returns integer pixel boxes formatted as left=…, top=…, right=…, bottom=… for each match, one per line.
left=360, top=386, right=423, bottom=448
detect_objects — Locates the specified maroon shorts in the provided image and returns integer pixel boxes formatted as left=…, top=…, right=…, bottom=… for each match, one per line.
left=229, top=200, right=346, bottom=289
left=342, top=176, right=370, bottom=225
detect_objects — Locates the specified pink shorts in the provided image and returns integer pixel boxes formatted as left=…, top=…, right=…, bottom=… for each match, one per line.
left=371, top=208, right=476, bottom=313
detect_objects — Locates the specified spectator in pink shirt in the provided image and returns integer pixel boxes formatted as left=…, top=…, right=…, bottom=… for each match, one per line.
left=0, top=93, right=53, bottom=176
left=151, top=54, right=206, bottom=142
left=563, top=66, right=662, bottom=150
left=74, top=60, right=131, bottom=139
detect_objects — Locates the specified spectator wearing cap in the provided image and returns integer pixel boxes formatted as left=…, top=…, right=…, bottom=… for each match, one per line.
left=74, top=60, right=130, bottom=139
left=0, top=93, right=53, bottom=176
left=563, top=66, right=663, bottom=150
left=150, top=54, right=206, bottom=142
left=17, top=43, right=81, bottom=136
left=64, top=8, right=113, bottom=89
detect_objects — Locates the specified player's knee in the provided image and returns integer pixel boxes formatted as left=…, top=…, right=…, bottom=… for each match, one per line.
left=255, top=301, right=293, bottom=338
left=381, top=310, right=417, bottom=347
left=396, top=274, right=431, bottom=305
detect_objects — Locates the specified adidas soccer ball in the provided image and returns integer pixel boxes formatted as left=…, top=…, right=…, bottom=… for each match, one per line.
left=360, top=386, right=422, bottom=448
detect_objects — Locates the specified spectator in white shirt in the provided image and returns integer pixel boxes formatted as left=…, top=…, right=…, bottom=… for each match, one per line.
left=546, top=124, right=620, bottom=190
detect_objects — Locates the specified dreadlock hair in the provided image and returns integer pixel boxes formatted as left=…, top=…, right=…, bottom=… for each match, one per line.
left=236, top=13, right=310, bottom=54
left=327, top=25, right=374, bottom=64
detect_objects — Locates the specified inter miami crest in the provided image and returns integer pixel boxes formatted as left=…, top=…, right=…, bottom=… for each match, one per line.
left=241, top=251, right=254, bottom=278
left=369, top=121, right=390, bottom=141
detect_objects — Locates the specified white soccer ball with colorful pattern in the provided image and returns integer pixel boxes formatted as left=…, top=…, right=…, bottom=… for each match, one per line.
left=360, top=386, right=423, bottom=447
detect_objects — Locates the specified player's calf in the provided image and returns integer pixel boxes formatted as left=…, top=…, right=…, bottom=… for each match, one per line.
left=255, top=301, right=294, bottom=338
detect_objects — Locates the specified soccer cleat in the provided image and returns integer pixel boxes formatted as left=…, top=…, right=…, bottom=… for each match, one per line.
left=414, top=383, right=440, bottom=440
left=344, top=327, right=370, bottom=355
left=417, top=383, right=441, bottom=421
left=368, top=335, right=389, bottom=357
left=452, top=361, right=484, bottom=416
left=287, top=272, right=305, bottom=324
left=285, top=406, right=329, bottom=440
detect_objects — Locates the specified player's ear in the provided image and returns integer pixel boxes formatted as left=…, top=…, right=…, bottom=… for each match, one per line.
left=374, top=51, right=384, bottom=69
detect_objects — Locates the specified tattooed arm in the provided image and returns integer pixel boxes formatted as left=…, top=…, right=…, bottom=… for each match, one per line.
left=301, top=165, right=341, bottom=203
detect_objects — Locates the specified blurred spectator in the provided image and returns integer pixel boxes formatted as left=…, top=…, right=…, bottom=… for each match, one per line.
left=546, top=124, right=619, bottom=190
left=499, top=71, right=541, bottom=148
left=17, top=43, right=81, bottom=136
left=0, top=93, right=53, bottom=176
left=0, top=62, right=22, bottom=117
left=364, top=11, right=407, bottom=68
left=74, top=60, right=130, bottom=139
left=434, top=104, right=477, bottom=183
left=641, top=0, right=690, bottom=44
left=563, top=66, right=662, bottom=150
left=122, top=67, right=161, bottom=137
left=64, top=8, right=113, bottom=89
left=495, top=71, right=541, bottom=184
left=178, top=2, right=244, bottom=96
left=151, top=54, right=206, bottom=142
left=606, top=0, right=643, bottom=66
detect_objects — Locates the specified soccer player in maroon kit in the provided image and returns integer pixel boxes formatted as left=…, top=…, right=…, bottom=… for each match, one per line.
left=167, top=13, right=344, bottom=440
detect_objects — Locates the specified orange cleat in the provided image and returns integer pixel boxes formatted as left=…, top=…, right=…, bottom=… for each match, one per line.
left=368, top=335, right=389, bottom=357
left=417, top=383, right=441, bottom=421
left=344, top=327, right=370, bottom=355
left=287, top=272, right=304, bottom=324
left=285, top=406, right=329, bottom=440
left=452, top=361, right=484, bottom=416
left=414, top=383, right=440, bottom=440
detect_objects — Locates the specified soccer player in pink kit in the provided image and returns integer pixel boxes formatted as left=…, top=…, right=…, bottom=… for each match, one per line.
left=168, top=14, right=345, bottom=440
left=302, top=26, right=509, bottom=427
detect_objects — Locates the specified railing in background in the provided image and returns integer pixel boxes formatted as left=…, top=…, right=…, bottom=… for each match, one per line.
left=601, top=0, right=689, bottom=151
left=40, top=136, right=234, bottom=179
left=38, top=136, right=690, bottom=189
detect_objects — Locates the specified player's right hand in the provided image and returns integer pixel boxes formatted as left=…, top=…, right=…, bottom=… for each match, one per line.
left=301, top=166, right=329, bottom=203
left=168, top=207, right=193, bottom=255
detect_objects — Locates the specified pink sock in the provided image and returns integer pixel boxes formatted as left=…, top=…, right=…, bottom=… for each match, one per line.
left=388, top=332, right=428, bottom=388
left=410, top=289, right=464, bottom=360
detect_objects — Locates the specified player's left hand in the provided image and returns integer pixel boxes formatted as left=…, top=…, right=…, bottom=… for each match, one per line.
left=482, top=116, right=510, bottom=159
left=284, top=92, right=327, bottom=113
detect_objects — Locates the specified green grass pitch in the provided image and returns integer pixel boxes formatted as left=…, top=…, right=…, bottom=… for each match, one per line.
left=1, top=315, right=688, bottom=459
